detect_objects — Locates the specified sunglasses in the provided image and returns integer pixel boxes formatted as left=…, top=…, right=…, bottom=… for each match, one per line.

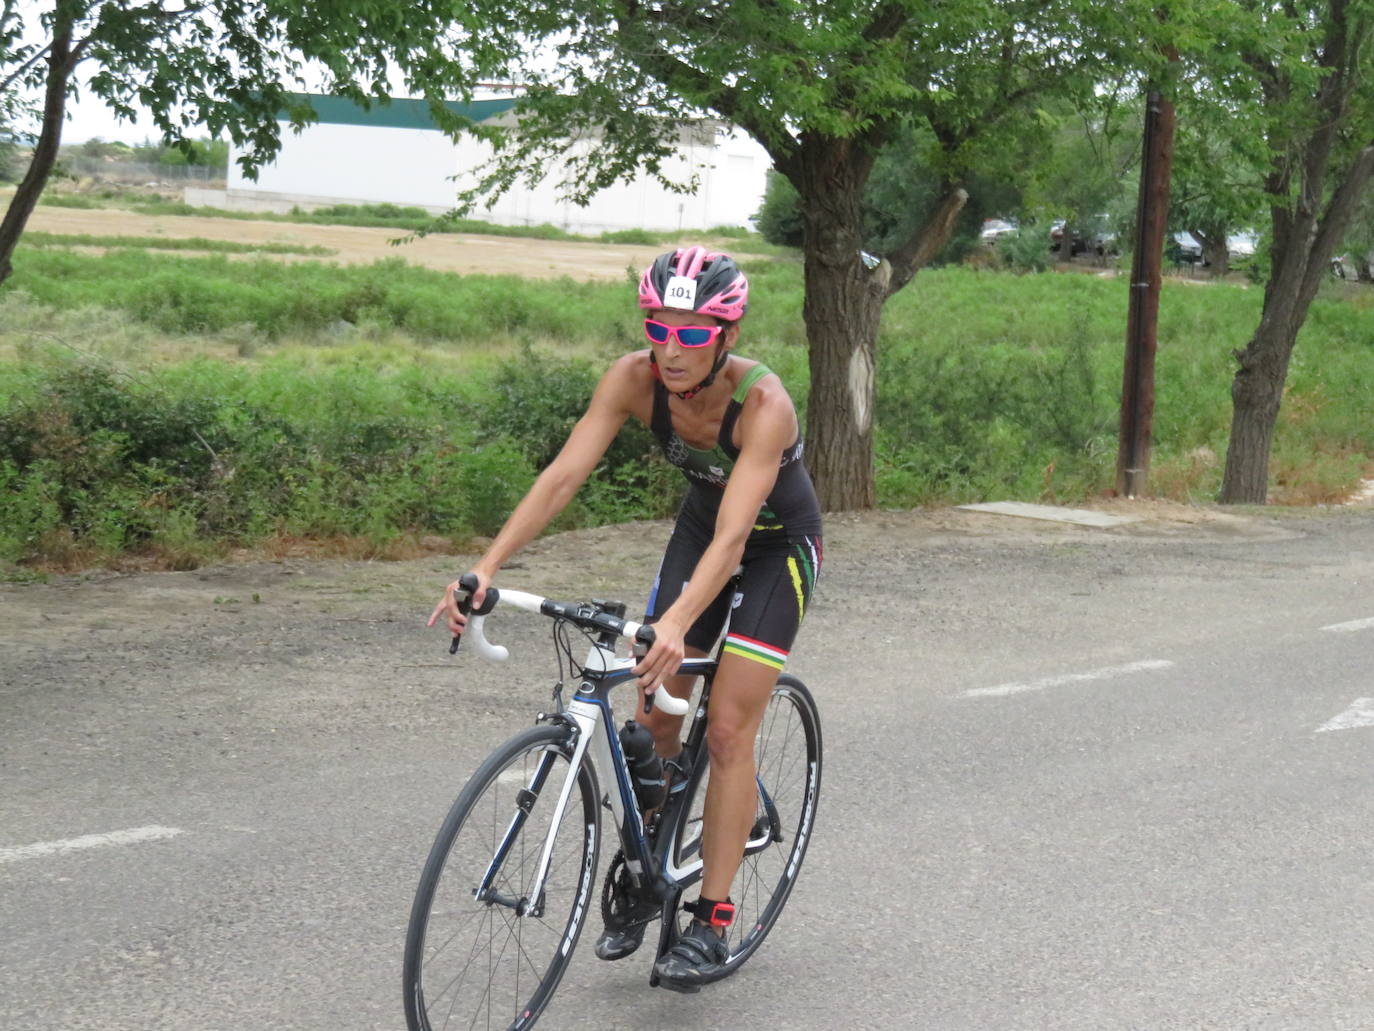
left=643, top=318, right=723, bottom=348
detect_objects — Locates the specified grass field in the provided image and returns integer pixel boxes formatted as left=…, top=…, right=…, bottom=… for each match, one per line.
left=1, top=232, right=1371, bottom=574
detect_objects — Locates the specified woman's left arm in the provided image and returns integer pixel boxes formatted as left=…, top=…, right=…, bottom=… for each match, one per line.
left=633, top=388, right=796, bottom=689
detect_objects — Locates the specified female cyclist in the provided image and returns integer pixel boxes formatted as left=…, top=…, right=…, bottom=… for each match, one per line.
left=428, top=245, right=822, bottom=992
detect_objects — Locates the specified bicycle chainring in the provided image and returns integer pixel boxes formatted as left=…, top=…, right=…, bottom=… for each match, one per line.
left=600, top=850, right=659, bottom=930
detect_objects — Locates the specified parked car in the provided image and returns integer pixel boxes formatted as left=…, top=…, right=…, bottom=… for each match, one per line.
left=1048, top=220, right=1089, bottom=255
left=1168, top=232, right=1203, bottom=264
left=979, top=218, right=1018, bottom=244
left=1049, top=215, right=1118, bottom=256
left=1227, top=231, right=1258, bottom=258
left=1332, top=251, right=1373, bottom=280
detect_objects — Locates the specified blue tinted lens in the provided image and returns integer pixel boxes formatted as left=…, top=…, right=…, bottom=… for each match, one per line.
left=644, top=320, right=671, bottom=343
left=676, top=327, right=715, bottom=346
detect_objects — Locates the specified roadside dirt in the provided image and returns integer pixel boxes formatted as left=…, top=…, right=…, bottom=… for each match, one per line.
left=24, top=205, right=678, bottom=281
left=0, top=500, right=1304, bottom=656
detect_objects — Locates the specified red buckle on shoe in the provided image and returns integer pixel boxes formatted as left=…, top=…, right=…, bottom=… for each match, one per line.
left=686, top=896, right=735, bottom=928
left=705, top=901, right=735, bottom=928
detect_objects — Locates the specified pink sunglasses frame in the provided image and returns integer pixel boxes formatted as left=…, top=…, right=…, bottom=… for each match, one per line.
left=643, top=318, right=724, bottom=348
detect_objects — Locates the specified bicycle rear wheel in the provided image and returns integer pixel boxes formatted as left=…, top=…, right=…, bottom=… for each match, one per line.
left=672, top=673, right=822, bottom=980
left=403, top=723, right=600, bottom=1031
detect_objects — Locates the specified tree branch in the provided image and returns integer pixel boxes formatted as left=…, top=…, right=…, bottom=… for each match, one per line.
left=634, top=46, right=798, bottom=167
left=1299, top=140, right=1374, bottom=308
left=861, top=1, right=909, bottom=43
left=883, top=183, right=969, bottom=299
left=2, top=42, right=54, bottom=94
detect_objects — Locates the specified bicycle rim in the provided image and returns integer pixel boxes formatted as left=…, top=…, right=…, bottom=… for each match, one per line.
left=675, top=674, right=822, bottom=977
left=403, top=724, right=599, bottom=1031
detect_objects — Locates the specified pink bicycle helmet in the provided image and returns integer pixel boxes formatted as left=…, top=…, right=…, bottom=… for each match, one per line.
left=638, top=246, right=748, bottom=321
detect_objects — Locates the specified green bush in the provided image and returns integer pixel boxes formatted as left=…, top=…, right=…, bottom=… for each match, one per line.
left=998, top=229, right=1052, bottom=274
left=457, top=440, right=537, bottom=536
left=599, top=228, right=662, bottom=245
left=4, top=255, right=1373, bottom=570
left=38, top=194, right=102, bottom=209
left=754, top=172, right=805, bottom=248
left=0, top=345, right=684, bottom=568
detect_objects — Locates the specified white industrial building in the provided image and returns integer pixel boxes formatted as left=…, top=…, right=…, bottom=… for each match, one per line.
left=199, top=93, right=771, bottom=235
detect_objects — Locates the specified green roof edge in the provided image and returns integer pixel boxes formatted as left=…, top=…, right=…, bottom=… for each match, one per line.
left=284, top=92, right=515, bottom=131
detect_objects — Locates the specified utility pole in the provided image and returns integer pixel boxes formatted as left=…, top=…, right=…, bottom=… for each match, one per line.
left=1117, top=87, right=1176, bottom=497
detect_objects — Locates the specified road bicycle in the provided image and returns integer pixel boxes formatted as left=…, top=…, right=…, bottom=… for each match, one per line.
left=403, top=573, right=822, bottom=1030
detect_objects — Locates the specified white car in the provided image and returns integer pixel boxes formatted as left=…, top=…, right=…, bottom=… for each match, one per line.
left=1227, top=231, right=1258, bottom=258
left=979, top=219, right=1018, bottom=244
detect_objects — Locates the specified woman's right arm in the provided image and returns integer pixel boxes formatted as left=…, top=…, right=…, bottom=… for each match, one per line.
left=428, top=355, right=641, bottom=632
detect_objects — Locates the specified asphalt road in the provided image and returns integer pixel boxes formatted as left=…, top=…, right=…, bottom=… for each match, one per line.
left=2, top=505, right=1372, bottom=1030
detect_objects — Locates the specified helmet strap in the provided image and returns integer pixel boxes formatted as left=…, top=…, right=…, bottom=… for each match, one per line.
left=649, top=346, right=729, bottom=401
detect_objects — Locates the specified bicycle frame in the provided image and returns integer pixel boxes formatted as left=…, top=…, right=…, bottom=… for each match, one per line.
left=461, top=579, right=782, bottom=927
left=505, top=631, right=719, bottom=915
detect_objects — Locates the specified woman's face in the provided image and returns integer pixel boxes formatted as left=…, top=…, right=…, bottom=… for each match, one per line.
left=648, top=308, right=737, bottom=393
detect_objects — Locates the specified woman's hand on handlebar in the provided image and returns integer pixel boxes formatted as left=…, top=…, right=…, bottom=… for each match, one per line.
left=427, top=569, right=493, bottom=635
left=633, top=613, right=686, bottom=700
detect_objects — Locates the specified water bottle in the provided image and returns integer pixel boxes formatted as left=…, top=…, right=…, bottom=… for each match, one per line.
left=619, top=720, right=666, bottom=810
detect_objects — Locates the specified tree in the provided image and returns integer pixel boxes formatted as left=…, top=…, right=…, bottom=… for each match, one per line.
left=1189, top=0, right=1374, bottom=503
left=1335, top=182, right=1374, bottom=282
left=438, top=1, right=1168, bottom=509
left=754, top=124, right=1025, bottom=261
left=0, top=131, right=21, bottom=183
left=1027, top=97, right=1141, bottom=263
left=0, top=0, right=504, bottom=284
left=1169, top=101, right=1268, bottom=277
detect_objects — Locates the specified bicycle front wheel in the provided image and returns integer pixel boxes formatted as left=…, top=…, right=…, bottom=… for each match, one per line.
left=674, top=673, right=822, bottom=980
left=403, top=723, right=600, bottom=1031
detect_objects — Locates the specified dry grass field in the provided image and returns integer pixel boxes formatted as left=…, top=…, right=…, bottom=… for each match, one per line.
left=23, top=203, right=671, bottom=280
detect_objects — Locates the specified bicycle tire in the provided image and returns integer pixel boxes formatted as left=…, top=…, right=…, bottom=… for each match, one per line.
left=403, top=723, right=600, bottom=1031
left=671, top=673, right=822, bottom=982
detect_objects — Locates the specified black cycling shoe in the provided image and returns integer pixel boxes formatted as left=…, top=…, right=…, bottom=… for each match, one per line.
left=594, top=919, right=651, bottom=961
left=652, top=922, right=730, bottom=993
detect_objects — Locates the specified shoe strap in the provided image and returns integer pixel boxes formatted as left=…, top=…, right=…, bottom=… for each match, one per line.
left=683, top=895, right=735, bottom=928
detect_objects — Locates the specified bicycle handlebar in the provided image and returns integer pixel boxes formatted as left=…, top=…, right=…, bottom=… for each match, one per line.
left=449, top=577, right=690, bottom=717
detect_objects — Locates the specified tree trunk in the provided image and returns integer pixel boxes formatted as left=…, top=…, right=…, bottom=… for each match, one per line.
left=1219, top=143, right=1374, bottom=503
left=795, top=144, right=883, bottom=511
left=1218, top=312, right=1299, bottom=502
left=802, top=246, right=885, bottom=510
left=0, top=15, right=75, bottom=285
left=1193, top=229, right=1229, bottom=277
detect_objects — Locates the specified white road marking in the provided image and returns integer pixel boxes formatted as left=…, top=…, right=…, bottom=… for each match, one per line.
left=1320, top=616, right=1374, bottom=633
left=0, top=825, right=184, bottom=864
left=961, top=659, right=1175, bottom=699
left=1316, top=698, right=1374, bottom=733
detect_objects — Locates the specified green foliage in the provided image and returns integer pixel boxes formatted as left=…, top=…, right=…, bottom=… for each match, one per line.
left=998, top=229, right=1052, bottom=274
left=598, top=228, right=662, bottom=245
left=754, top=172, right=805, bottom=249
left=873, top=266, right=1374, bottom=506
left=4, top=250, right=636, bottom=342
left=754, top=127, right=1022, bottom=262
left=0, top=340, right=678, bottom=566
left=3, top=257, right=1372, bottom=569
left=38, top=194, right=102, bottom=209
left=456, top=441, right=537, bottom=536
left=0, top=135, right=22, bottom=183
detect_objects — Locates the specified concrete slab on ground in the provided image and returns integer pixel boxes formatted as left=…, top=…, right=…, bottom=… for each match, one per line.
left=956, top=501, right=1140, bottom=528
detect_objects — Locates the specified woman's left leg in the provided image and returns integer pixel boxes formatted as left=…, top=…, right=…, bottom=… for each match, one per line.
left=699, top=650, right=781, bottom=901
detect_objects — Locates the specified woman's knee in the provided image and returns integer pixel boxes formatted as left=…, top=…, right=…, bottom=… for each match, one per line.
left=705, top=717, right=754, bottom=769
